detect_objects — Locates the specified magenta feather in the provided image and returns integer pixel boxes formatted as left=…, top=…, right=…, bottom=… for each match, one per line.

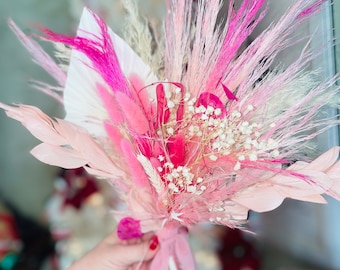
left=156, top=83, right=167, bottom=127
left=39, top=9, right=129, bottom=96
left=135, top=137, right=153, bottom=158
left=222, top=84, right=238, bottom=101
left=167, top=134, right=186, bottom=167
left=196, top=92, right=226, bottom=117
left=173, top=83, right=185, bottom=122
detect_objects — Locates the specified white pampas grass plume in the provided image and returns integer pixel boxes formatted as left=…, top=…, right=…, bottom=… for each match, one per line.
left=121, top=0, right=163, bottom=75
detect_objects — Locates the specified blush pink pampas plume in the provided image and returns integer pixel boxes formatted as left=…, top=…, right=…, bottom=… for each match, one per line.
left=1, top=0, right=340, bottom=269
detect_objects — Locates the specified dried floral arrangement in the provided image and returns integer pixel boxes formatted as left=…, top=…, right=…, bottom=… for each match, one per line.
left=1, top=0, right=340, bottom=268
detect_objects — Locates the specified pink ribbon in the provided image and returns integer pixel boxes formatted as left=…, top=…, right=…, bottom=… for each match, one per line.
left=150, top=226, right=196, bottom=270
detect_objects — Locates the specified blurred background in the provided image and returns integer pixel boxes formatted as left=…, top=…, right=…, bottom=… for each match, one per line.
left=0, top=0, right=339, bottom=269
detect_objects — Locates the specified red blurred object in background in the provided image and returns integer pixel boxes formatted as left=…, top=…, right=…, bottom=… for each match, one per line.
left=217, top=227, right=261, bottom=270
left=60, top=168, right=99, bottom=209
left=0, top=208, right=20, bottom=259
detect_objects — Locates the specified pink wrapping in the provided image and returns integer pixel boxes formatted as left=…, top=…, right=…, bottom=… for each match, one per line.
left=150, top=226, right=196, bottom=270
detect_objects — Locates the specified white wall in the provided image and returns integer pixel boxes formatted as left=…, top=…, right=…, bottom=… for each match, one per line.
left=0, top=0, right=72, bottom=219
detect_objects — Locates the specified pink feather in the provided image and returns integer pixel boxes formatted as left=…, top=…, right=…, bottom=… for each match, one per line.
left=0, top=103, right=68, bottom=145
left=97, top=83, right=123, bottom=124
left=120, top=139, right=149, bottom=187
left=298, top=0, right=326, bottom=18
left=232, top=183, right=285, bottom=213
left=104, top=122, right=124, bottom=154
left=115, top=92, right=150, bottom=135
left=0, top=103, right=126, bottom=181
left=128, top=74, right=154, bottom=118
left=205, top=0, right=267, bottom=92
left=156, top=84, right=167, bottom=127
left=31, top=143, right=87, bottom=169
left=39, top=8, right=129, bottom=96
left=171, top=82, right=185, bottom=123
left=8, top=20, right=66, bottom=88
left=135, top=137, right=153, bottom=158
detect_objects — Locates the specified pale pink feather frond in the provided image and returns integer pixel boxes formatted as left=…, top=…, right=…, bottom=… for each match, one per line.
left=30, top=80, right=64, bottom=104
left=31, top=143, right=88, bottom=169
left=8, top=19, right=66, bottom=90
left=304, top=146, right=340, bottom=171
left=164, top=0, right=193, bottom=82
left=0, top=103, right=127, bottom=182
left=232, top=183, right=285, bottom=213
left=221, top=0, right=328, bottom=99
left=0, top=103, right=67, bottom=145
left=184, top=0, right=224, bottom=96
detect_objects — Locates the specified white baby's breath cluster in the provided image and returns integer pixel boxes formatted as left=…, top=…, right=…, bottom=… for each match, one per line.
left=157, top=159, right=206, bottom=195
left=160, top=90, right=281, bottom=178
